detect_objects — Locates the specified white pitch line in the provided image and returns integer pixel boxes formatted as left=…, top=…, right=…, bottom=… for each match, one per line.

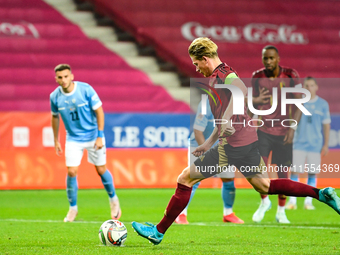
left=187, top=222, right=340, bottom=230
left=0, top=219, right=339, bottom=230
left=0, top=219, right=103, bottom=224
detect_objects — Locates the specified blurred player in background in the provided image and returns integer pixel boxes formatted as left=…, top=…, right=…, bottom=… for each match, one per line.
left=175, top=99, right=243, bottom=224
left=286, top=77, right=331, bottom=210
left=250, top=45, right=302, bottom=223
left=131, top=38, right=340, bottom=245
left=50, top=64, right=121, bottom=222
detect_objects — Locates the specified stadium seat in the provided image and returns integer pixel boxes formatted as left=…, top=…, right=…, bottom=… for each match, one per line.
left=86, top=0, right=339, bottom=112
left=1, top=0, right=190, bottom=113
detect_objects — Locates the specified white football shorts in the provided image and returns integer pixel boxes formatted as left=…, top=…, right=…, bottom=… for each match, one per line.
left=65, top=138, right=106, bottom=167
left=291, top=149, right=321, bottom=174
left=188, top=146, right=235, bottom=178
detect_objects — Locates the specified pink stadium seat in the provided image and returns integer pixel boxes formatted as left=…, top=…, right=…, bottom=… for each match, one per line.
left=0, top=53, right=132, bottom=69
left=0, top=8, right=68, bottom=23
left=0, top=39, right=111, bottom=54
left=0, top=99, right=190, bottom=112
left=24, top=24, right=86, bottom=38
left=87, top=0, right=340, bottom=112
left=1, top=0, right=190, bottom=113
left=0, top=84, right=176, bottom=102
left=0, top=0, right=50, bottom=9
left=3, top=0, right=339, bottom=112
left=92, top=0, right=340, bottom=16
left=0, top=68, right=154, bottom=85
left=89, top=0, right=340, bottom=75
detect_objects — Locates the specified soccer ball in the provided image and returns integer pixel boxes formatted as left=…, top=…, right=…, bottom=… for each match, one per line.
left=98, top=220, right=127, bottom=246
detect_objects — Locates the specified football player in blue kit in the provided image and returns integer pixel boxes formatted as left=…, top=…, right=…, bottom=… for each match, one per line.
left=287, top=77, right=331, bottom=210
left=50, top=64, right=121, bottom=222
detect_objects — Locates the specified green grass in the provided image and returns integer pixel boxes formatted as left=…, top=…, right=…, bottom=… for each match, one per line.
left=1, top=188, right=340, bottom=254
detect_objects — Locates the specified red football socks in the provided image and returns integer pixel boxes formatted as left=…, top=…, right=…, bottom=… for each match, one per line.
left=277, top=164, right=288, bottom=206
left=260, top=157, right=269, bottom=200
left=278, top=194, right=286, bottom=206
left=262, top=156, right=268, bottom=165
left=156, top=183, right=192, bottom=234
left=261, top=190, right=287, bottom=206
left=268, top=179, right=319, bottom=199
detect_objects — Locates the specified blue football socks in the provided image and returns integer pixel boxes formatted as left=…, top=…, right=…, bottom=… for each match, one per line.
left=290, top=173, right=299, bottom=182
left=100, top=170, right=116, bottom=198
left=307, top=174, right=316, bottom=187
left=222, top=181, right=235, bottom=209
left=66, top=175, right=78, bottom=207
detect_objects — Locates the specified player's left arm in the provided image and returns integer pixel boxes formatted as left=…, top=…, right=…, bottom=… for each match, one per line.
left=193, top=101, right=208, bottom=145
left=321, top=102, right=331, bottom=156
left=94, top=106, right=105, bottom=150
left=284, top=70, right=302, bottom=145
left=194, top=129, right=205, bottom=146
left=221, top=75, right=247, bottom=136
left=283, top=104, right=302, bottom=145
left=321, top=123, right=330, bottom=156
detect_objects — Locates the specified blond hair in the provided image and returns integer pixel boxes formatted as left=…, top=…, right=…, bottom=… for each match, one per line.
left=188, top=37, right=218, bottom=60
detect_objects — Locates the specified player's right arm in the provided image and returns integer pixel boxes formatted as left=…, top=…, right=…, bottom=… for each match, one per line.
left=50, top=93, right=63, bottom=156
left=51, top=114, right=63, bottom=156
left=192, top=126, right=219, bottom=157
left=249, top=72, right=270, bottom=120
left=251, top=74, right=270, bottom=107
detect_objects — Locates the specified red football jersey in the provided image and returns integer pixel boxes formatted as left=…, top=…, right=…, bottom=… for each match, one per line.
left=251, top=66, right=301, bottom=136
left=209, top=63, right=258, bottom=147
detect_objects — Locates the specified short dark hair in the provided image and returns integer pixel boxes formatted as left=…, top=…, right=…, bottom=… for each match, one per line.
left=54, top=64, right=71, bottom=73
left=263, top=45, right=279, bottom=54
left=304, top=76, right=317, bottom=84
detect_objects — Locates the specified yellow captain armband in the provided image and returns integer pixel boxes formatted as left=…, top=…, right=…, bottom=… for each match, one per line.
left=224, top=73, right=238, bottom=85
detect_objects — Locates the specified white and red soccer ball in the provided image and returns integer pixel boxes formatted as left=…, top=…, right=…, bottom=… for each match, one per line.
left=98, top=220, right=127, bottom=246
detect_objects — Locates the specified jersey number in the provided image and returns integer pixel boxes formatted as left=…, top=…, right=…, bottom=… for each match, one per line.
left=70, top=110, right=79, bottom=121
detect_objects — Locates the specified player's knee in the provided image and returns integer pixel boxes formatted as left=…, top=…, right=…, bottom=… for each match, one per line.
left=254, top=186, right=267, bottom=194
left=177, top=168, right=202, bottom=188
left=67, top=167, right=78, bottom=177
left=177, top=170, right=190, bottom=185
left=249, top=177, right=270, bottom=194
left=95, top=165, right=106, bottom=176
left=255, top=180, right=270, bottom=194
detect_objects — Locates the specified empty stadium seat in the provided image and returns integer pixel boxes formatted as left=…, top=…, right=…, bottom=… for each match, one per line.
left=87, top=0, right=339, bottom=112
left=0, top=0, right=190, bottom=113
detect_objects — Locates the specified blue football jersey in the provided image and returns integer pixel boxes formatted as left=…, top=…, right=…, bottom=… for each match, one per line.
left=189, top=100, right=216, bottom=147
left=293, top=96, right=331, bottom=153
left=50, top=82, right=102, bottom=142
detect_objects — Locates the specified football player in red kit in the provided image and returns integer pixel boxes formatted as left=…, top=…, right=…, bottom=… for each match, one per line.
left=251, top=45, right=301, bottom=223
left=131, top=38, right=340, bottom=245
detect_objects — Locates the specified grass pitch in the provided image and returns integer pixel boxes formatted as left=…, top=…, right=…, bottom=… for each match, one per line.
left=1, top=188, right=339, bottom=254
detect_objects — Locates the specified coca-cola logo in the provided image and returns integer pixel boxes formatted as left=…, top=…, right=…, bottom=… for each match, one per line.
left=181, top=22, right=308, bottom=44
left=0, top=21, right=40, bottom=38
